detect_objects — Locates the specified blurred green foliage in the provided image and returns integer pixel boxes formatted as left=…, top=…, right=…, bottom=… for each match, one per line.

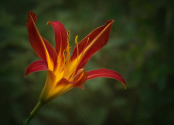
left=0, top=0, right=174, bottom=125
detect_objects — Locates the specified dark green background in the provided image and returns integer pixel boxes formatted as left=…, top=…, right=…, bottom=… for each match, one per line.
left=1, top=0, right=174, bottom=125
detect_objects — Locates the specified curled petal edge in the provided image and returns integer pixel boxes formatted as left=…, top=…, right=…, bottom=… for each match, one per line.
left=25, top=60, right=48, bottom=76
left=87, top=68, right=126, bottom=89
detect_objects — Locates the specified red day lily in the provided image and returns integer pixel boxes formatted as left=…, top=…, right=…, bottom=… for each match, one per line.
left=24, top=11, right=126, bottom=124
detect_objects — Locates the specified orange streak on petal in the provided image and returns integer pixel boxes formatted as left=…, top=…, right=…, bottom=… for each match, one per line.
left=71, top=20, right=114, bottom=71
left=26, top=11, right=53, bottom=70
left=42, top=38, right=57, bottom=71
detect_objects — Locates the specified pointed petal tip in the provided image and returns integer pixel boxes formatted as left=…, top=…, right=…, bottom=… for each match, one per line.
left=120, top=79, right=126, bottom=89
left=25, top=71, right=32, bottom=77
left=121, top=79, right=126, bottom=89
left=25, top=70, right=31, bottom=77
left=123, top=84, right=126, bottom=89
left=106, top=20, right=115, bottom=25
left=28, top=11, right=32, bottom=15
left=28, top=11, right=33, bottom=14
left=27, top=11, right=36, bottom=18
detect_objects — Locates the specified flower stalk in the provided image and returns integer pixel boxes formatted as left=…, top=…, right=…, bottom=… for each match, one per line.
left=24, top=101, right=44, bottom=125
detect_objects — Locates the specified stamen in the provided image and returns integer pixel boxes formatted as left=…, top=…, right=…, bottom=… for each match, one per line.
left=47, top=21, right=51, bottom=25
left=67, top=30, right=70, bottom=42
left=66, top=30, right=71, bottom=64
left=63, top=30, right=72, bottom=78
left=70, top=37, right=90, bottom=80
left=75, top=35, right=78, bottom=44
left=75, top=35, right=79, bottom=61
left=63, top=50, right=66, bottom=65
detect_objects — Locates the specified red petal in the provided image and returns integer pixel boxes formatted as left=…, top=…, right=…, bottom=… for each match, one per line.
left=50, top=21, right=67, bottom=56
left=25, top=60, right=48, bottom=76
left=87, top=68, right=126, bottom=89
left=71, top=20, right=114, bottom=69
left=26, top=12, right=49, bottom=65
left=42, top=38, right=57, bottom=70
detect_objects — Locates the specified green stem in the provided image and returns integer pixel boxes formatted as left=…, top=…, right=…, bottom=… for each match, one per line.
left=24, top=101, right=44, bottom=125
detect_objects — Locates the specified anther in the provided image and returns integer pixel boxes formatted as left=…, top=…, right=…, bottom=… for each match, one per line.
left=63, top=50, right=66, bottom=65
left=67, top=30, right=70, bottom=36
left=75, top=35, right=78, bottom=44
left=47, top=21, right=51, bottom=25
left=75, top=35, right=79, bottom=60
left=67, top=30, right=70, bottom=43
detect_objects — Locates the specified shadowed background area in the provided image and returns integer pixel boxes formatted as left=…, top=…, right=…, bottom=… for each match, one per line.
left=0, top=0, right=174, bottom=125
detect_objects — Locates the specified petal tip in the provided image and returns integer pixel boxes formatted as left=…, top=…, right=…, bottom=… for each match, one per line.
left=25, top=70, right=32, bottom=77
left=25, top=71, right=30, bottom=77
left=106, top=20, right=115, bottom=25
left=28, top=11, right=35, bottom=17
left=123, top=84, right=126, bottom=89
left=28, top=11, right=32, bottom=15
left=121, top=80, right=126, bottom=89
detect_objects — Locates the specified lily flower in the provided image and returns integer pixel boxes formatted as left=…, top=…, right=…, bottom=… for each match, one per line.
left=24, top=11, right=126, bottom=124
